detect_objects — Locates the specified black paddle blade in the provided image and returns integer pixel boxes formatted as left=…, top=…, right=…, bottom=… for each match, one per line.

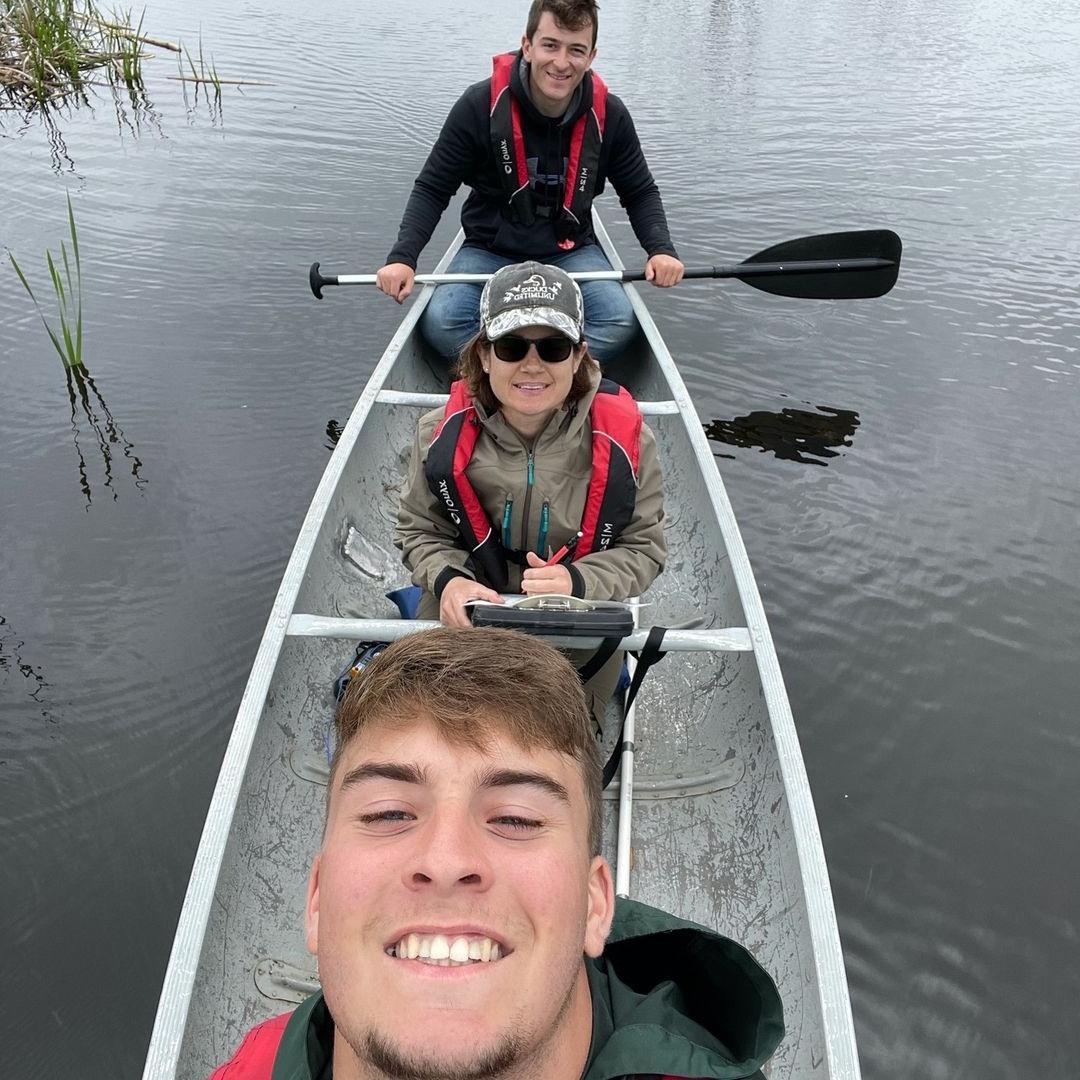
left=738, top=229, right=902, bottom=299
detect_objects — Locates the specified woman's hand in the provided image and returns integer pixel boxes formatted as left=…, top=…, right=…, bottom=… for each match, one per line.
left=522, top=551, right=573, bottom=596
left=439, top=576, right=503, bottom=628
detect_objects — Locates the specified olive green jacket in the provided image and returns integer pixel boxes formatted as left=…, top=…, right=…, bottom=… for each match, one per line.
left=264, top=898, right=785, bottom=1080
left=394, top=374, right=666, bottom=606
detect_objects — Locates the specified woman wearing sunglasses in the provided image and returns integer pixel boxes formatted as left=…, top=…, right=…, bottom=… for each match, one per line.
left=395, top=261, right=666, bottom=723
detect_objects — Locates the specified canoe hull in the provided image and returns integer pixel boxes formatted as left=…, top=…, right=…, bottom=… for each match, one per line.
left=144, top=221, right=859, bottom=1079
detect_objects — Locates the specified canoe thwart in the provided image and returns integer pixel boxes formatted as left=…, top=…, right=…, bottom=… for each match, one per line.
left=286, top=615, right=754, bottom=652
left=376, top=389, right=683, bottom=416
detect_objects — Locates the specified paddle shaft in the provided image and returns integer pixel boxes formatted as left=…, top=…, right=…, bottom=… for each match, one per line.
left=316, top=257, right=893, bottom=288
left=309, top=229, right=902, bottom=300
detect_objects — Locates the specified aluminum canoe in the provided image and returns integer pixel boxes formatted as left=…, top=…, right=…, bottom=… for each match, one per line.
left=142, top=217, right=861, bottom=1079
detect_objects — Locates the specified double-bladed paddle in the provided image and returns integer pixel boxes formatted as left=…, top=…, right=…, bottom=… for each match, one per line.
left=309, top=229, right=901, bottom=301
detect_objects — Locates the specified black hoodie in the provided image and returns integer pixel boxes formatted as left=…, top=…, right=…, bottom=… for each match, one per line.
left=385, top=53, right=679, bottom=268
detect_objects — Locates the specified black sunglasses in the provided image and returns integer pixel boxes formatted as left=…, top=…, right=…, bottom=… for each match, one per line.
left=487, top=334, right=576, bottom=364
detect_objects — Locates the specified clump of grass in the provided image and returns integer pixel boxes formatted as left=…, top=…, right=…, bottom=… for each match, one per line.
left=1, top=0, right=84, bottom=100
left=104, top=5, right=145, bottom=88
left=8, top=192, right=83, bottom=369
left=8, top=193, right=147, bottom=504
left=0, top=0, right=174, bottom=107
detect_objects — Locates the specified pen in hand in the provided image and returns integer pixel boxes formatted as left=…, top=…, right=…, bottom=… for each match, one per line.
left=546, top=530, right=583, bottom=566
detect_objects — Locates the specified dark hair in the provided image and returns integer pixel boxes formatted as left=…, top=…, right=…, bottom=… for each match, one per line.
left=333, top=627, right=603, bottom=855
left=525, top=0, right=599, bottom=49
left=454, top=330, right=599, bottom=414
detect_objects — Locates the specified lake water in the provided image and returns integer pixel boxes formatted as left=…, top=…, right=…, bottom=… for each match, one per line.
left=2, top=0, right=1078, bottom=1076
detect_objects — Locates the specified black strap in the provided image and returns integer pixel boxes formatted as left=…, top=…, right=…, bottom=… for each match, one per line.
left=601, top=625, right=668, bottom=789
left=576, top=636, right=622, bottom=683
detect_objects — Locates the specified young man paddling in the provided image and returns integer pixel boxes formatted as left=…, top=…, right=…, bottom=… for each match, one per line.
left=376, top=0, right=685, bottom=365
left=209, top=628, right=784, bottom=1079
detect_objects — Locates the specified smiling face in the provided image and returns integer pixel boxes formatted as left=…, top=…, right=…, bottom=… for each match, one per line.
left=306, top=714, right=614, bottom=1079
left=483, top=326, right=585, bottom=438
left=522, top=12, right=596, bottom=116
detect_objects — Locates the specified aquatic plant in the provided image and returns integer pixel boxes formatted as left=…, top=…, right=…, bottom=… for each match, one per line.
left=0, top=0, right=178, bottom=108
left=181, top=32, right=220, bottom=92
left=8, top=194, right=147, bottom=503
left=8, top=192, right=83, bottom=369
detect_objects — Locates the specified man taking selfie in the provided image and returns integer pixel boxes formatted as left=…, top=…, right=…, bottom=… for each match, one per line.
left=210, top=628, right=783, bottom=1079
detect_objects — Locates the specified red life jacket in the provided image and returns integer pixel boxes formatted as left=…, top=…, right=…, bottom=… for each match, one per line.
left=489, top=52, right=608, bottom=251
left=424, top=379, right=642, bottom=592
left=208, top=1011, right=291, bottom=1078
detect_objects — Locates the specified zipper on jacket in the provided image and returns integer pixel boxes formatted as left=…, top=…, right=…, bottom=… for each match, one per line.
left=520, top=450, right=535, bottom=551
left=501, top=495, right=514, bottom=549
left=536, top=500, right=550, bottom=556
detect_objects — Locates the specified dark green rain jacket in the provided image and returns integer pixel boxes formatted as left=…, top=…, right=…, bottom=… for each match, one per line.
left=255, top=898, right=784, bottom=1080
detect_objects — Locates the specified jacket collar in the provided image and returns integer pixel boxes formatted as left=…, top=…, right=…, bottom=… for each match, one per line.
left=582, top=898, right=785, bottom=1079
left=272, top=898, right=782, bottom=1080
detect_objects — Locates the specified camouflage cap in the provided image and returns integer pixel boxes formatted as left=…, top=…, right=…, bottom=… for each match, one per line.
left=480, top=261, right=584, bottom=343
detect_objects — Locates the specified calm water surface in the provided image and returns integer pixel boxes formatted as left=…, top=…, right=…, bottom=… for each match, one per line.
left=2, top=1, right=1078, bottom=1076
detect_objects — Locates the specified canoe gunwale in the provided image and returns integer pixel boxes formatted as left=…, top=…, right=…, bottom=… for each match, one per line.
left=591, top=218, right=861, bottom=1077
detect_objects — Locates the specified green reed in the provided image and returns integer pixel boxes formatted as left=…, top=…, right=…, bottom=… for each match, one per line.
left=0, top=0, right=149, bottom=103
left=180, top=30, right=220, bottom=93
left=9, top=193, right=84, bottom=369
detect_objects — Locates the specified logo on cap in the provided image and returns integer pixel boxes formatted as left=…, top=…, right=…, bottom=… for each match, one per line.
left=501, top=274, right=564, bottom=305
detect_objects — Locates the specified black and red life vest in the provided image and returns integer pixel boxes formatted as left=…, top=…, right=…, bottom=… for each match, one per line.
left=424, top=379, right=642, bottom=592
left=489, top=52, right=608, bottom=251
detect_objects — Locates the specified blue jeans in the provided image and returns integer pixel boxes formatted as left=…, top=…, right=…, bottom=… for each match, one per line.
left=419, top=244, right=637, bottom=366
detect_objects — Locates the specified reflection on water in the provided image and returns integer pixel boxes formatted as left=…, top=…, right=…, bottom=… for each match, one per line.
left=0, top=24, right=224, bottom=169
left=0, top=614, right=52, bottom=724
left=704, top=402, right=860, bottom=466
left=62, top=364, right=146, bottom=507
left=0, top=78, right=216, bottom=170
left=176, top=62, right=224, bottom=127
left=0, top=94, right=77, bottom=171
left=108, top=75, right=166, bottom=144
